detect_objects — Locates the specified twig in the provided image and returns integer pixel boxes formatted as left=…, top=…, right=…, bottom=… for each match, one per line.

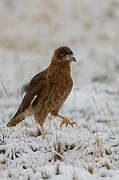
left=93, top=112, right=104, bottom=157
left=1, top=81, right=8, bottom=96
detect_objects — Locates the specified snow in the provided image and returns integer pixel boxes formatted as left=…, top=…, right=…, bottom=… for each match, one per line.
left=0, top=0, right=119, bottom=179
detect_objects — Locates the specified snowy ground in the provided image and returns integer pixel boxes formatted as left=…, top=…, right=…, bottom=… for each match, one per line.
left=0, top=0, right=119, bottom=179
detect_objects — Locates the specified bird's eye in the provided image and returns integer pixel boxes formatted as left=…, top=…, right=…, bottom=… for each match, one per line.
left=70, top=52, right=73, bottom=55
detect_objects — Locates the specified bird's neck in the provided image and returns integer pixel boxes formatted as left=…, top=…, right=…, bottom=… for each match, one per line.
left=49, top=59, right=71, bottom=75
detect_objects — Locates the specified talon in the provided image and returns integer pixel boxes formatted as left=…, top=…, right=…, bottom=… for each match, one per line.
left=60, top=117, right=76, bottom=128
left=71, top=122, right=77, bottom=127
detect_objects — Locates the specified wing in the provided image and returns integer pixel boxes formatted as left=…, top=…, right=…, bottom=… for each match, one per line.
left=13, top=68, right=48, bottom=118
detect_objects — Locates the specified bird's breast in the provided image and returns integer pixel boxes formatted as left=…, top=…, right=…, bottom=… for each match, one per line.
left=48, top=74, right=73, bottom=110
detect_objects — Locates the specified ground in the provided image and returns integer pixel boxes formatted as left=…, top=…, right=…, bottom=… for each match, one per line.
left=0, top=0, right=119, bottom=179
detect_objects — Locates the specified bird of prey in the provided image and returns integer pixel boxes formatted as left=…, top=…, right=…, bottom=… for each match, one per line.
left=7, top=46, right=77, bottom=139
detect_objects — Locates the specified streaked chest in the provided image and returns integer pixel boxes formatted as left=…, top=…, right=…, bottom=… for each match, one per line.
left=50, top=71, right=73, bottom=99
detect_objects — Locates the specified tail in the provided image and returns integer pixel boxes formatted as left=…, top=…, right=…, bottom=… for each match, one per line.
left=7, top=113, right=25, bottom=127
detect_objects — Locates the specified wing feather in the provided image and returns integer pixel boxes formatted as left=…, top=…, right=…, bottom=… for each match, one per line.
left=13, top=68, right=48, bottom=118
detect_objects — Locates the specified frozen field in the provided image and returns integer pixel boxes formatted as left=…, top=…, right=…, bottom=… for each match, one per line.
left=0, top=0, right=119, bottom=179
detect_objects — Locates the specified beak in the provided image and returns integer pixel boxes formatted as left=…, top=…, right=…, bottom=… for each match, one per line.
left=64, top=54, right=77, bottom=62
left=71, top=56, right=76, bottom=62
left=70, top=54, right=76, bottom=62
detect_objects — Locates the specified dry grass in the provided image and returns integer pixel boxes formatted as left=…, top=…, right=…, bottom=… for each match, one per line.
left=1, top=81, right=8, bottom=96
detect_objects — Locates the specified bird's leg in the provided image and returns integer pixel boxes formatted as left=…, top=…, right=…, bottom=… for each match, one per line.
left=57, top=114, right=76, bottom=127
left=34, top=113, right=48, bottom=140
left=40, top=125, right=45, bottom=140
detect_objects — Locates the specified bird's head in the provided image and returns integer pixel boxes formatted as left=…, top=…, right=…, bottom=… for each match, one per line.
left=52, top=46, right=76, bottom=64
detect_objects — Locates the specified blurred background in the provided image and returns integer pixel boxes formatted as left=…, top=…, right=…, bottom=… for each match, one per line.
left=0, top=0, right=119, bottom=123
left=1, top=1, right=119, bottom=178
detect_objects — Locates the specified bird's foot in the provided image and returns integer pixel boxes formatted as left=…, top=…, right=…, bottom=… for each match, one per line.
left=60, top=117, right=76, bottom=127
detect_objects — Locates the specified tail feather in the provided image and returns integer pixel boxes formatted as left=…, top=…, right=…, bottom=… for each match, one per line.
left=7, top=113, right=25, bottom=127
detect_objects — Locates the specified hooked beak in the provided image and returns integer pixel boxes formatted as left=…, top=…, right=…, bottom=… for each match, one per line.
left=66, top=54, right=76, bottom=62
left=70, top=55, right=76, bottom=62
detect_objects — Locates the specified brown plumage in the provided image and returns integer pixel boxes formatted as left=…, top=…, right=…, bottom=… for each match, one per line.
left=7, top=46, right=76, bottom=139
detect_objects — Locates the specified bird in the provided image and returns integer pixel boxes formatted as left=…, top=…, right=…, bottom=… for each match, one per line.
left=7, top=46, right=77, bottom=139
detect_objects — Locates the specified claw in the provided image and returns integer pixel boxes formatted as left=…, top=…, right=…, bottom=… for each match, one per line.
left=60, top=117, right=76, bottom=128
left=71, top=121, right=77, bottom=127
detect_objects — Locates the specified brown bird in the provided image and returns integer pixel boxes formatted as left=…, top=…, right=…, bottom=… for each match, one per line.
left=7, top=46, right=76, bottom=139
